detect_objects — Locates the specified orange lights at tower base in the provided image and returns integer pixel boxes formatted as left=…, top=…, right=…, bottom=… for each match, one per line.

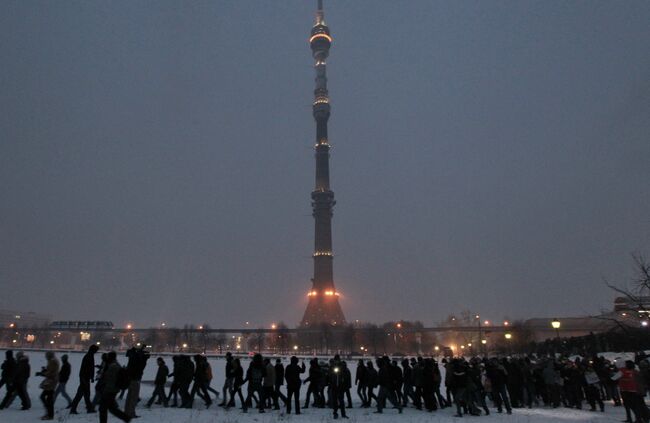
left=307, top=290, right=340, bottom=297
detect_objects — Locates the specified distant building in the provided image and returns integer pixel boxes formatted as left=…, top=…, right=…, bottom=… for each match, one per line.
left=613, top=296, right=650, bottom=313
left=0, top=309, right=51, bottom=328
left=49, top=321, right=114, bottom=330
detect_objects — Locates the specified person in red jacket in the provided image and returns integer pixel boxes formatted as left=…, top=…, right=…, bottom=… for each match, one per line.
left=618, top=360, right=649, bottom=423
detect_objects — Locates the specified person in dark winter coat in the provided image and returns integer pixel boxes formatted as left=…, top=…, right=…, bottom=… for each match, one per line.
left=0, top=350, right=16, bottom=394
left=375, top=357, right=402, bottom=414
left=146, top=357, right=169, bottom=408
left=54, top=354, right=72, bottom=407
left=421, top=359, right=438, bottom=411
left=98, top=351, right=130, bottom=423
left=227, top=358, right=246, bottom=409
left=0, top=350, right=17, bottom=409
left=190, top=355, right=212, bottom=408
left=304, top=359, right=322, bottom=408
left=412, top=357, right=424, bottom=409
left=486, top=358, right=512, bottom=414
left=36, top=351, right=59, bottom=420
left=284, top=356, right=305, bottom=414
left=177, top=355, right=194, bottom=408
left=329, top=358, right=349, bottom=419
left=449, top=359, right=469, bottom=417
left=166, top=356, right=180, bottom=407
left=365, top=361, right=379, bottom=407
left=0, top=351, right=31, bottom=411
left=91, top=353, right=108, bottom=408
left=401, top=359, right=415, bottom=407
left=124, top=345, right=150, bottom=418
left=342, top=361, right=353, bottom=408
left=70, top=344, right=99, bottom=414
left=273, top=358, right=288, bottom=409
left=243, top=353, right=266, bottom=413
left=355, top=359, right=368, bottom=407
left=392, top=360, right=404, bottom=406
left=218, top=352, right=233, bottom=407
left=468, top=360, right=489, bottom=415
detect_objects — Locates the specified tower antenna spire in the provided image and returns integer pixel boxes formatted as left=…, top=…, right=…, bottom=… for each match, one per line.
left=315, top=0, right=324, bottom=25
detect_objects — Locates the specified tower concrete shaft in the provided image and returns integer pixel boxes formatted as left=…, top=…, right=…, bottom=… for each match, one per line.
left=301, top=0, right=346, bottom=327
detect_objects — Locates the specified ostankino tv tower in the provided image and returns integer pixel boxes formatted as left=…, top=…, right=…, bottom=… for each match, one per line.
left=301, top=0, right=346, bottom=327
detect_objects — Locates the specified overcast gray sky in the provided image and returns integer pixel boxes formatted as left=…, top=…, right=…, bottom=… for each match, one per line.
left=1, top=1, right=649, bottom=328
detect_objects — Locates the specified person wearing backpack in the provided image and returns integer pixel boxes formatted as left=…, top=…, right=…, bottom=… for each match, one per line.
left=243, top=353, right=266, bottom=413
left=98, top=351, right=130, bottom=423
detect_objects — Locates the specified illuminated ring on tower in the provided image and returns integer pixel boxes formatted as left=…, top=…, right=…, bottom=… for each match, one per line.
left=309, top=33, right=333, bottom=43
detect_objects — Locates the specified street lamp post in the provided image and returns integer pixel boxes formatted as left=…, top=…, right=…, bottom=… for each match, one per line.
left=551, top=318, right=561, bottom=355
left=551, top=319, right=561, bottom=339
left=476, top=315, right=482, bottom=355
left=504, top=333, right=513, bottom=355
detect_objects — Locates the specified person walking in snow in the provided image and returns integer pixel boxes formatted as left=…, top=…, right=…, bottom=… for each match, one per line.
left=98, top=351, right=131, bottom=423
left=70, top=344, right=98, bottom=414
left=54, top=354, right=72, bottom=407
left=146, top=357, right=169, bottom=408
left=36, top=351, right=59, bottom=421
left=284, top=356, right=305, bottom=414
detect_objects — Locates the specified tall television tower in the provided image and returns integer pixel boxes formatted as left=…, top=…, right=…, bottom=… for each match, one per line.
left=301, top=0, right=346, bottom=327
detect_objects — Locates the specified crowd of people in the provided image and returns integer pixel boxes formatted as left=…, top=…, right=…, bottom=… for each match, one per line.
left=1, top=346, right=650, bottom=422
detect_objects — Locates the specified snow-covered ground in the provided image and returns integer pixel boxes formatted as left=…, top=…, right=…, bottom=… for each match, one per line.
left=0, top=350, right=623, bottom=422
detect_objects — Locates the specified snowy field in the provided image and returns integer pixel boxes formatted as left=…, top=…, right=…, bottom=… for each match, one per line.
left=0, top=349, right=624, bottom=423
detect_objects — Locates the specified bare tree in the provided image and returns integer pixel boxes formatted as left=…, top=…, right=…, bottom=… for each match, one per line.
left=601, top=254, right=650, bottom=332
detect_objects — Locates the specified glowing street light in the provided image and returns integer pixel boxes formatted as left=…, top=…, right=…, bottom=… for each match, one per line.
left=504, top=321, right=510, bottom=326
left=504, top=333, right=512, bottom=340
left=271, top=323, right=277, bottom=330
left=293, top=345, right=299, bottom=351
left=126, top=323, right=133, bottom=330
left=396, top=322, right=402, bottom=329
left=551, top=319, right=561, bottom=339
left=481, top=339, right=487, bottom=345
left=434, top=346, right=440, bottom=351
